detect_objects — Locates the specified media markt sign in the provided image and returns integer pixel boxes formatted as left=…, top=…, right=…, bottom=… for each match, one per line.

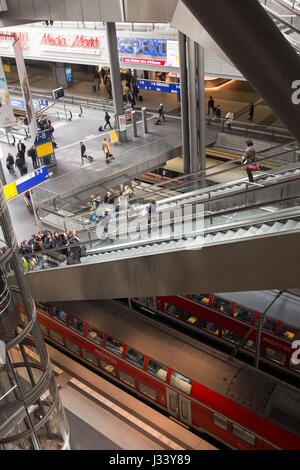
left=40, top=32, right=100, bottom=54
left=0, top=339, right=6, bottom=364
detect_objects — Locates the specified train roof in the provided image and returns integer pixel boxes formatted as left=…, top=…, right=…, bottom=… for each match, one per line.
left=53, top=299, right=300, bottom=438
left=215, top=290, right=300, bottom=328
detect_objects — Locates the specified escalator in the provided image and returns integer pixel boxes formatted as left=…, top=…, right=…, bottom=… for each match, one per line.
left=34, top=141, right=300, bottom=236
left=18, top=151, right=300, bottom=301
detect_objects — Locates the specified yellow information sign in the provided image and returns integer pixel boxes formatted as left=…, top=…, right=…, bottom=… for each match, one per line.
left=109, top=130, right=118, bottom=144
left=36, top=141, right=53, bottom=158
left=3, top=64, right=11, bottom=73
left=3, top=182, right=18, bottom=200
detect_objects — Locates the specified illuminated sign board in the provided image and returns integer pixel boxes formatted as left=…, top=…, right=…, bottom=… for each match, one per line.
left=137, top=80, right=180, bottom=94
left=4, top=166, right=49, bottom=200
left=117, top=38, right=167, bottom=57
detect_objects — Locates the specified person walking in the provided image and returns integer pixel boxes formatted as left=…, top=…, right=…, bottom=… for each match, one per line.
left=17, top=140, right=26, bottom=163
left=102, top=137, right=114, bottom=164
left=100, top=67, right=106, bottom=83
left=80, top=141, right=87, bottom=165
left=154, top=103, right=166, bottom=125
left=15, top=153, right=24, bottom=176
left=128, top=91, right=135, bottom=109
left=212, top=104, right=221, bottom=123
left=147, top=197, right=157, bottom=225
left=67, top=229, right=82, bottom=264
left=6, top=153, right=16, bottom=176
left=104, top=111, right=113, bottom=129
left=247, top=103, right=254, bottom=122
left=207, top=96, right=214, bottom=115
left=225, top=110, right=234, bottom=130
left=242, top=140, right=257, bottom=183
left=27, top=145, right=39, bottom=169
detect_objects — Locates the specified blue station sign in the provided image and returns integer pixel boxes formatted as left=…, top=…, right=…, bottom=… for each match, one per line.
left=4, top=166, right=49, bottom=200
left=137, top=80, right=180, bottom=94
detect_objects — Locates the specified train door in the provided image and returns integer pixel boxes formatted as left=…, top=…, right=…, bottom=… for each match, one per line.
left=166, top=389, right=192, bottom=426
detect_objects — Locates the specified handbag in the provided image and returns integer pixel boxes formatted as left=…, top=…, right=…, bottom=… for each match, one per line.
left=243, top=163, right=260, bottom=171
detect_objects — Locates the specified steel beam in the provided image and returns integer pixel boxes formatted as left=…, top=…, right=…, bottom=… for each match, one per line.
left=182, top=0, right=300, bottom=143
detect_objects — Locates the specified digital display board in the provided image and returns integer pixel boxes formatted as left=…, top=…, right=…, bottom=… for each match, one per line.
left=137, top=80, right=180, bottom=94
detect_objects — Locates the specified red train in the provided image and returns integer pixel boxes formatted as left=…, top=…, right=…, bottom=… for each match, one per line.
left=18, top=299, right=300, bottom=450
left=132, top=291, right=300, bottom=378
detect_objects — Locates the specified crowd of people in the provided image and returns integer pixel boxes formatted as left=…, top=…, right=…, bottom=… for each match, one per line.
left=19, top=228, right=83, bottom=271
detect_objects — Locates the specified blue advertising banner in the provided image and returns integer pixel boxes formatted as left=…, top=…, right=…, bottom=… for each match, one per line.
left=10, top=98, right=39, bottom=111
left=65, top=67, right=72, bottom=82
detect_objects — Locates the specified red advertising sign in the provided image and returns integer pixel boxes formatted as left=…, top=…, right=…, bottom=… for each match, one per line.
left=121, top=57, right=166, bottom=66
left=41, top=33, right=99, bottom=49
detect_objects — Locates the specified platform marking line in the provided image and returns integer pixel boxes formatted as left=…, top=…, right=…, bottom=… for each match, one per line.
left=69, top=377, right=184, bottom=451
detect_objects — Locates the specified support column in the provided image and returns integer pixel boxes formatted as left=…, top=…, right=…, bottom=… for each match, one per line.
left=105, top=22, right=127, bottom=142
left=187, top=38, right=198, bottom=174
left=178, top=32, right=190, bottom=175
left=196, top=43, right=206, bottom=183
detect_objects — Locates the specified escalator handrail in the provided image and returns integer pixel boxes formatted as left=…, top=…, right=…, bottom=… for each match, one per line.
left=129, top=144, right=300, bottom=205
left=36, top=159, right=300, bottom=235
left=23, top=184, right=300, bottom=264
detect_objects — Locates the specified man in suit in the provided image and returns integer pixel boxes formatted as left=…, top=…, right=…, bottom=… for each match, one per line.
left=17, top=140, right=26, bottom=163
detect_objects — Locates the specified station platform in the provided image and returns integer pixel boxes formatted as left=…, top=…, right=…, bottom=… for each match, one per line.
left=50, top=345, right=217, bottom=450
left=7, top=69, right=283, bottom=125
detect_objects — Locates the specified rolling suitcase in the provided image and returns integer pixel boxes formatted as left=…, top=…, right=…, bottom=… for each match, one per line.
left=87, top=155, right=94, bottom=162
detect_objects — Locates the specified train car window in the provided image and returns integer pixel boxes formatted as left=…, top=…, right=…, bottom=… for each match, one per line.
left=148, top=297, right=156, bottom=309
left=37, top=303, right=51, bottom=316
left=280, top=325, right=300, bottom=343
left=212, top=296, right=231, bottom=315
left=163, top=302, right=180, bottom=318
left=119, top=370, right=136, bottom=389
left=201, top=319, right=219, bottom=335
left=233, top=305, right=255, bottom=324
left=125, top=347, right=145, bottom=369
left=243, top=339, right=256, bottom=351
left=105, top=336, right=124, bottom=357
left=170, top=371, right=192, bottom=395
left=265, top=347, right=286, bottom=365
left=69, top=315, right=85, bottom=336
left=65, top=339, right=80, bottom=355
left=231, top=423, right=256, bottom=447
left=191, top=294, right=210, bottom=305
left=38, top=323, right=48, bottom=336
left=289, top=357, right=300, bottom=372
left=139, top=382, right=157, bottom=401
left=86, top=326, right=103, bottom=345
left=52, top=307, right=67, bottom=325
left=100, top=360, right=116, bottom=376
left=262, top=317, right=278, bottom=334
left=182, top=311, right=199, bottom=326
left=213, top=413, right=228, bottom=431
left=146, top=358, right=168, bottom=382
left=221, top=329, right=240, bottom=344
left=49, top=330, right=64, bottom=345
left=83, top=349, right=98, bottom=365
